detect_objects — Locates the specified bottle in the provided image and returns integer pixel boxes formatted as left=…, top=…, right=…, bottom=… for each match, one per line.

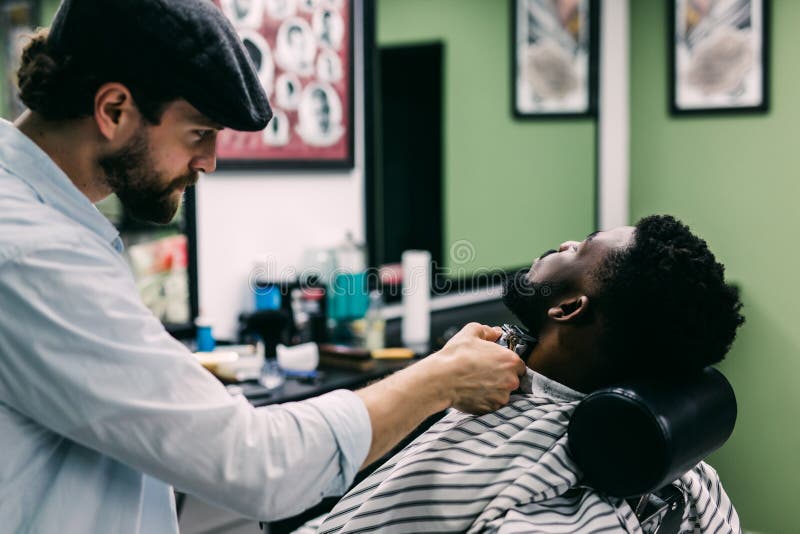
left=290, top=289, right=309, bottom=344
left=401, top=250, right=431, bottom=352
left=330, top=232, right=368, bottom=321
left=195, top=315, right=215, bottom=352
left=364, top=290, right=386, bottom=351
left=301, top=286, right=328, bottom=343
left=252, top=254, right=282, bottom=311
left=259, top=357, right=285, bottom=391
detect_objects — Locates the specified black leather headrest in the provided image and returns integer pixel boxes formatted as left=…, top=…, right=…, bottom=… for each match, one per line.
left=567, top=367, right=736, bottom=498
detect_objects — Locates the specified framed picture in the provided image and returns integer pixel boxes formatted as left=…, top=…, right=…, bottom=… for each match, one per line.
left=511, top=0, right=599, bottom=118
left=213, top=0, right=354, bottom=169
left=670, top=0, right=768, bottom=114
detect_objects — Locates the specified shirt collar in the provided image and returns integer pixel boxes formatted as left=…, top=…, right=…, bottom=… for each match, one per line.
left=519, top=368, right=586, bottom=402
left=0, top=119, right=123, bottom=252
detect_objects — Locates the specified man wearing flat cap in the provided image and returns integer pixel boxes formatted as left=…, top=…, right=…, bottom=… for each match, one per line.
left=0, top=0, right=525, bottom=532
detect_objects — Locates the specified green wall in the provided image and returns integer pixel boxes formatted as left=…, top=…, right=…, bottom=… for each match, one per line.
left=41, top=0, right=59, bottom=28
left=630, top=2, right=800, bottom=532
left=377, top=0, right=595, bottom=272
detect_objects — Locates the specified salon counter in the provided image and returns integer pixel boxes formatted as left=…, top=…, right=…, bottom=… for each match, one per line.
left=233, top=290, right=515, bottom=408
left=243, top=359, right=410, bottom=407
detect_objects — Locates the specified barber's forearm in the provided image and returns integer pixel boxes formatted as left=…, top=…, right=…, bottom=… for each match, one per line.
left=355, top=357, right=449, bottom=468
left=355, top=323, right=526, bottom=468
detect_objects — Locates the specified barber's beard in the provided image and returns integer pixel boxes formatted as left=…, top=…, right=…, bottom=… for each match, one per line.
left=502, top=269, right=564, bottom=337
left=99, top=128, right=197, bottom=224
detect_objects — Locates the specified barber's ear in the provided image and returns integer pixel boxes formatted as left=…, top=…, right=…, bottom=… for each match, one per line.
left=547, top=295, right=590, bottom=323
left=94, top=82, right=140, bottom=143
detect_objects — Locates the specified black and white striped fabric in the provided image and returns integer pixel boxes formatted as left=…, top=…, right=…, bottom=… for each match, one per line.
left=319, top=370, right=741, bottom=534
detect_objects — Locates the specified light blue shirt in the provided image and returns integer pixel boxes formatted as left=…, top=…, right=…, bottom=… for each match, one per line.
left=0, top=119, right=371, bottom=533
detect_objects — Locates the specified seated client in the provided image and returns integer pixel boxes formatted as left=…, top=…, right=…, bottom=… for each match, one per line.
left=319, top=215, right=744, bottom=533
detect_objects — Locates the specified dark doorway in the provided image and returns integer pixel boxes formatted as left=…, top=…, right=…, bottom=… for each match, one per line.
left=369, top=42, right=443, bottom=268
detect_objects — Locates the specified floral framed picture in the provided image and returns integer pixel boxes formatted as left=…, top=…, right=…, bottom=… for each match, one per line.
left=511, top=0, right=599, bottom=118
left=213, top=0, right=354, bottom=169
left=670, top=0, right=769, bottom=115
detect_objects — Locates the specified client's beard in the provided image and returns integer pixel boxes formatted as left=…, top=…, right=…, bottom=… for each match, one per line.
left=99, top=128, right=197, bottom=224
left=502, top=269, right=564, bottom=337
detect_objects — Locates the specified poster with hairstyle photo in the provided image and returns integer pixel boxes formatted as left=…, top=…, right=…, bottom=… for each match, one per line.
left=213, top=0, right=353, bottom=169
left=265, top=0, right=296, bottom=19
left=670, top=0, right=768, bottom=114
left=313, top=6, right=344, bottom=50
left=219, top=0, right=264, bottom=29
left=238, top=29, right=275, bottom=97
left=511, top=0, right=599, bottom=118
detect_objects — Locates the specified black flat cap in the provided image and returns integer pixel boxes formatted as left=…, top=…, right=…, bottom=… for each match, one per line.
left=48, top=0, right=272, bottom=131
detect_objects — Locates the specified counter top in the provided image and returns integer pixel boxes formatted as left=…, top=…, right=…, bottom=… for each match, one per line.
left=241, top=359, right=411, bottom=407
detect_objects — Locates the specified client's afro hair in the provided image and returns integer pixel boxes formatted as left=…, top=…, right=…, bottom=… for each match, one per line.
left=592, top=215, right=744, bottom=377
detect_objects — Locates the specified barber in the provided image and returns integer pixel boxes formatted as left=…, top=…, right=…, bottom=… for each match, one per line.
left=0, top=0, right=524, bottom=532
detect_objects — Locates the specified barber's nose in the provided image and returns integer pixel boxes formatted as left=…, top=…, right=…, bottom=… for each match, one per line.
left=559, top=240, right=580, bottom=252
left=191, top=150, right=217, bottom=175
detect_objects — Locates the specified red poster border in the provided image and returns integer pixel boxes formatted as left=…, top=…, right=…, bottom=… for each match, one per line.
left=214, top=0, right=354, bottom=170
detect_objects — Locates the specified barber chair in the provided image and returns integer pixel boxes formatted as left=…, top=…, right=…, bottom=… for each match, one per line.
left=568, top=367, right=737, bottom=533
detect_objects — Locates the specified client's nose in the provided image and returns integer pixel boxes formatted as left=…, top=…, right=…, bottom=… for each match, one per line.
left=559, top=240, right=580, bottom=252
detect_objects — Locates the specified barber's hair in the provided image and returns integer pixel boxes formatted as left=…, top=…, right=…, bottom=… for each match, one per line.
left=593, top=215, right=744, bottom=377
left=16, top=28, right=177, bottom=124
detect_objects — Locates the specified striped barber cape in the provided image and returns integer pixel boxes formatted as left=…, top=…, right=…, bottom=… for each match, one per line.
left=319, top=369, right=741, bottom=533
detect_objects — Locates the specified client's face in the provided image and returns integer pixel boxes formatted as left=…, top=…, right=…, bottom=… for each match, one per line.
left=503, top=226, right=635, bottom=336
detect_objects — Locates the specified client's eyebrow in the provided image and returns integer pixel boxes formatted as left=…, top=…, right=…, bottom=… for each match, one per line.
left=585, top=230, right=600, bottom=243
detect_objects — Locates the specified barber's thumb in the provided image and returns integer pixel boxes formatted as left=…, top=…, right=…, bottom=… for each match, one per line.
left=474, top=323, right=501, bottom=341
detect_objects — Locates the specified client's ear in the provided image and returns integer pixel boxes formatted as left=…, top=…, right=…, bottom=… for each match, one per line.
left=547, top=295, right=590, bottom=323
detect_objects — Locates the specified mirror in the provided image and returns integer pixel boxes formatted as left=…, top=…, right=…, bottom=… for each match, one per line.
left=366, top=0, right=597, bottom=288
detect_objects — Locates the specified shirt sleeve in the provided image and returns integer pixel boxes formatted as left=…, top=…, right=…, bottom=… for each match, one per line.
left=0, top=237, right=371, bottom=520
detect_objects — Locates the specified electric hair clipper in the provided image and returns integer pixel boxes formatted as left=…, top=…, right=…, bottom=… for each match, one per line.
left=496, top=324, right=537, bottom=362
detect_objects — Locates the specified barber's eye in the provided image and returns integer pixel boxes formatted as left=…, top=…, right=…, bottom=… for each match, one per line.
left=194, top=130, right=211, bottom=141
left=571, top=244, right=578, bottom=252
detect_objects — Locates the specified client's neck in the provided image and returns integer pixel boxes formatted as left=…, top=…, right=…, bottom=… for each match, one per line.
left=525, top=335, right=609, bottom=393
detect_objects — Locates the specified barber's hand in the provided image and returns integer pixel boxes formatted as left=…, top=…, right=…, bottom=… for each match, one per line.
left=428, top=322, right=526, bottom=415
